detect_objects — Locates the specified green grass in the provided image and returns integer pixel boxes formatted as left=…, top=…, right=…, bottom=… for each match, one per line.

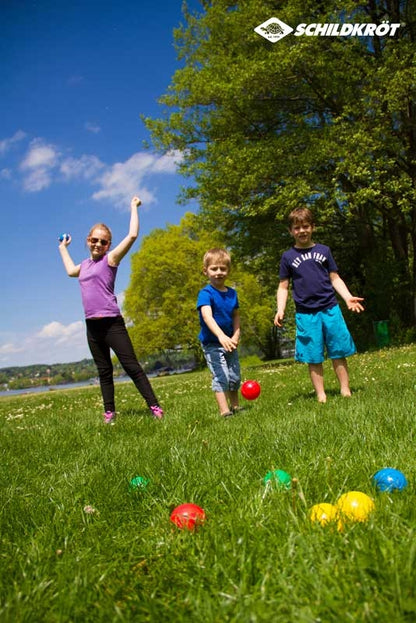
left=1, top=345, right=416, bottom=622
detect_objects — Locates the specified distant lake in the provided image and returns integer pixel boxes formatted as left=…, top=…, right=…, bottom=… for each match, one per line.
left=0, top=376, right=129, bottom=398
left=0, top=368, right=194, bottom=398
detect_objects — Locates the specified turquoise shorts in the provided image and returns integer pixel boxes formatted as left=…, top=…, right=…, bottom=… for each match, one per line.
left=295, top=305, right=356, bottom=364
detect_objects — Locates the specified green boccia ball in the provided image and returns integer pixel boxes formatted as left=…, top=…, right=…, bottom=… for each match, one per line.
left=129, top=476, right=150, bottom=491
left=263, top=469, right=292, bottom=490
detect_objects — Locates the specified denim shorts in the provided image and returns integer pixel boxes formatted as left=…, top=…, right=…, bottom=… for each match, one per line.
left=295, top=305, right=356, bottom=364
left=202, top=344, right=241, bottom=392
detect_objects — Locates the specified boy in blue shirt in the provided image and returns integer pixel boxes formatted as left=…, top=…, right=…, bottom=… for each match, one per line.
left=197, top=248, right=241, bottom=417
left=274, top=207, right=364, bottom=403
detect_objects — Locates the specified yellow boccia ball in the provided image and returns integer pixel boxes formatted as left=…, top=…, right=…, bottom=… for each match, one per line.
left=309, top=503, right=338, bottom=526
left=336, top=491, right=375, bottom=523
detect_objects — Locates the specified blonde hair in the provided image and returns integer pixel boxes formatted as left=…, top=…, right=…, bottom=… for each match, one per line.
left=288, top=207, right=315, bottom=228
left=203, top=248, right=231, bottom=270
left=88, top=223, right=112, bottom=244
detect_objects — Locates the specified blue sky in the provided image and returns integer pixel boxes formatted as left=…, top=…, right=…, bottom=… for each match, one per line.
left=0, top=0, right=201, bottom=367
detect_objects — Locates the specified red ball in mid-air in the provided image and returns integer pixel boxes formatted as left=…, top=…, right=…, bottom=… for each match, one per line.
left=170, top=503, right=206, bottom=530
left=241, top=380, right=261, bottom=400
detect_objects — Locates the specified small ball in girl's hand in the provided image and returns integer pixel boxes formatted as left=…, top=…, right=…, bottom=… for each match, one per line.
left=59, top=233, right=70, bottom=242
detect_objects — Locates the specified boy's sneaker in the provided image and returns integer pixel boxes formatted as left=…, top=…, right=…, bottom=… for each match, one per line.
left=150, top=405, right=164, bottom=420
left=221, top=411, right=234, bottom=418
left=103, top=410, right=116, bottom=424
left=232, top=406, right=246, bottom=414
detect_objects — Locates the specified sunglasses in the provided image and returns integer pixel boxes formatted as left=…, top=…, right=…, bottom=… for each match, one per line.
left=89, top=237, right=110, bottom=246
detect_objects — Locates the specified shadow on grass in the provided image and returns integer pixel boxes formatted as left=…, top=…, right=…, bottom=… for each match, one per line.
left=121, top=407, right=153, bottom=419
left=287, top=385, right=366, bottom=404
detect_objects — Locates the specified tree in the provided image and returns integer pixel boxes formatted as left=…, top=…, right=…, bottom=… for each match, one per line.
left=145, top=0, right=416, bottom=336
left=123, top=212, right=275, bottom=363
left=124, top=213, right=215, bottom=367
left=226, top=268, right=280, bottom=358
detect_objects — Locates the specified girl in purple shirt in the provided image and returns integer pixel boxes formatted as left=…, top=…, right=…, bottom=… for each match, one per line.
left=59, top=196, right=163, bottom=423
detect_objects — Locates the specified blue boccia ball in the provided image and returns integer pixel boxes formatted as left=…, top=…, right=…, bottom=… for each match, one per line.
left=59, top=233, right=70, bottom=242
left=373, top=468, right=408, bottom=492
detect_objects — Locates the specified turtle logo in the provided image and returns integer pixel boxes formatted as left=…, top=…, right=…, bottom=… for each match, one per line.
left=254, top=17, right=294, bottom=42
left=262, top=23, right=285, bottom=36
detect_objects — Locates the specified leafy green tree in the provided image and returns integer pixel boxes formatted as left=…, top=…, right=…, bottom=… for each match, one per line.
left=123, top=212, right=275, bottom=363
left=225, top=268, right=277, bottom=358
left=124, top=213, right=216, bottom=366
left=145, top=0, right=416, bottom=336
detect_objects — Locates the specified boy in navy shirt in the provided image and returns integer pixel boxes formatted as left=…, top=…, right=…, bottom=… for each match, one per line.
left=274, top=207, right=364, bottom=403
left=197, top=248, right=241, bottom=417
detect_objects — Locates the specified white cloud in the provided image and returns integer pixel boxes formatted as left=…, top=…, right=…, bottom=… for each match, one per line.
left=0, top=321, right=89, bottom=367
left=91, top=150, right=183, bottom=207
left=20, top=139, right=59, bottom=170
left=0, top=130, right=27, bottom=155
left=36, top=320, right=84, bottom=341
left=60, top=154, right=105, bottom=180
left=92, top=152, right=155, bottom=205
left=20, top=138, right=60, bottom=191
left=84, top=121, right=101, bottom=134
left=21, top=168, right=53, bottom=192
left=0, top=342, right=24, bottom=356
left=5, top=132, right=182, bottom=206
left=149, top=150, right=183, bottom=173
left=116, top=291, right=125, bottom=308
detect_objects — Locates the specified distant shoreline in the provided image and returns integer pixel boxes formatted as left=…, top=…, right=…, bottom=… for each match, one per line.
left=0, top=367, right=195, bottom=398
left=0, top=376, right=128, bottom=398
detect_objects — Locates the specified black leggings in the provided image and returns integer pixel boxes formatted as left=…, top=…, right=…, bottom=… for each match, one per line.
left=86, top=316, right=158, bottom=412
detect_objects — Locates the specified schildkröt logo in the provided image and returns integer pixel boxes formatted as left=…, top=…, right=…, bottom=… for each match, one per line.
left=254, top=17, right=294, bottom=42
left=254, top=17, right=401, bottom=42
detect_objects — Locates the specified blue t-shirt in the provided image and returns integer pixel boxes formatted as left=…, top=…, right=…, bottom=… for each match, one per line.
left=279, top=243, right=338, bottom=313
left=196, top=284, right=239, bottom=345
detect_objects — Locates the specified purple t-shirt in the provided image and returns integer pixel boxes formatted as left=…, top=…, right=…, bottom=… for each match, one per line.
left=79, top=255, right=121, bottom=319
left=279, top=243, right=338, bottom=313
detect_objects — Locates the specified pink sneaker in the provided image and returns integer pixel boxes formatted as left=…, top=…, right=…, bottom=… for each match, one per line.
left=150, top=405, right=164, bottom=420
left=103, top=411, right=116, bottom=424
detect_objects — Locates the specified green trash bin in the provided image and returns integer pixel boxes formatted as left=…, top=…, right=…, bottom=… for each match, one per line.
left=373, top=320, right=390, bottom=348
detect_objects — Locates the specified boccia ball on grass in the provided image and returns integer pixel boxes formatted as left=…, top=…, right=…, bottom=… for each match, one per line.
left=129, top=476, right=150, bottom=491
left=241, top=380, right=261, bottom=400
left=336, top=491, right=375, bottom=523
left=170, top=503, right=206, bottom=531
left=309, top=503, right=338, bottom=527
left=263, top=469, right=292, bottom=490
left=372, top=468, right=407, bottom=492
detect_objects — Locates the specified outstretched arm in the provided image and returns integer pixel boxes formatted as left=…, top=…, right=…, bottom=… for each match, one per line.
left=330, top=272, right=364, bottom=312
left=108, top=196, right=141, bottom=267
left=58, top=235, right=81, bottom=277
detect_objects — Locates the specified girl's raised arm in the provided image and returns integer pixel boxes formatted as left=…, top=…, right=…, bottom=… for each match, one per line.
left=108, top=196, right=141, bottom=267
left=59, top=235, right=81, bottom=277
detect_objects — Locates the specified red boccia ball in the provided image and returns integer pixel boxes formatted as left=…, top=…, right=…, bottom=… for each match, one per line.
left=241, top=380, right=261, bottom=400
left=170, top=503, right=206, bottom=530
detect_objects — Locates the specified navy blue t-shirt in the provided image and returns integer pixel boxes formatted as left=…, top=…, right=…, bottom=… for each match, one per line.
left=197, top=284, right=239, bottom=345
left=279, top=243, right=338, bottom=313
